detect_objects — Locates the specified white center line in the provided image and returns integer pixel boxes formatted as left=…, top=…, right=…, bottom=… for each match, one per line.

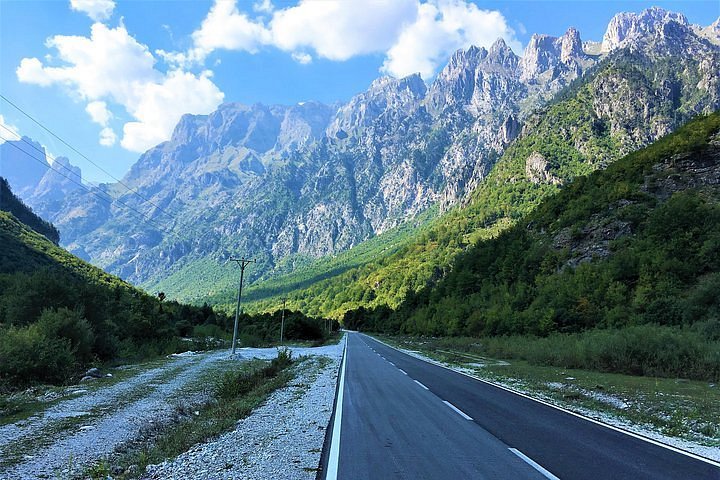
left=443, top=400, right=473, bottom=420
left=398, top=368, right=407, bottom=375
left=414, top=379, right=429, bottom=390
left=509, top=448, right=560, bottom=480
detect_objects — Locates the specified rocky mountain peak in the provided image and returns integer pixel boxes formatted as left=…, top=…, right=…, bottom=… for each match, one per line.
left=487, top=38, right=519, bottom=69
left=601, top=6, right=689, bottom=52
left=519, top=28, right=587, bottom=82
left=32, top=156, right=82, bottom=204
left=560, top=27, right=584, bottom=62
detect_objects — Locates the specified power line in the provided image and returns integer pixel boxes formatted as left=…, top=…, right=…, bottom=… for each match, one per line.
left=0, top=129, right=174, bottom=236
left=0, top=93, right=177, bottom=223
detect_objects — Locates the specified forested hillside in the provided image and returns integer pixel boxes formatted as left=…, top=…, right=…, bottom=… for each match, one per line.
left=348, top=113, right=720, bottom=380
left=0, top=182, right=331, bottom=390
left=243, top=39, right=720, bottom=318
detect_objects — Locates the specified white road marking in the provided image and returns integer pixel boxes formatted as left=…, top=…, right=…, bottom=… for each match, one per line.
left=509, top=448, right=560, bottom=480
left=362, top=334, right=720, bottom=469
left=326, top=338, right=348, bottom=480
left=414, top=380, right=429, bottom=390
left=443, top=400, right=473, bottom=420
left=388, top=361, right=395, bottom=367
left=398, top=369, right=407, bottom=375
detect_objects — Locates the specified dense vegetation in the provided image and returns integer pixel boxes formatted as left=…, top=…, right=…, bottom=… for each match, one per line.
left=0, top=183, right=332, bottom=391
left=239, top=49, right=703, bottom=319
left=0, top=177, right=59, bottom=244
left=344, top=113, right=720, bottom=380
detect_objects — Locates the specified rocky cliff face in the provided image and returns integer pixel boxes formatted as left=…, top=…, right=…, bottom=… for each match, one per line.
left=27, top=7, right=720, bottom=296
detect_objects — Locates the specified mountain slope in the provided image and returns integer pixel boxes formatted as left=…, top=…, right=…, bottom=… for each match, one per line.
left=31, top=22, right=601, bottom=294
left=240, top=12, right=720, bottom=318
left=0, top=183, right=226, bottom=389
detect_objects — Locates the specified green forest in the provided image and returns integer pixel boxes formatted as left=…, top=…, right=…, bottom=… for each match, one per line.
left=0, top=185, right=333, bottom=391
left=342, top=113, right=720, bottom=381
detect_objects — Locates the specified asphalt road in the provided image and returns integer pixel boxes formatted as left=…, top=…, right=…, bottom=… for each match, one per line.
left=327, top=332, right=720, bottom=480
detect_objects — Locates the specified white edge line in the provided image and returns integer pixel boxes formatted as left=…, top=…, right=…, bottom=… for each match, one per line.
left=326, top=336, right=348, bottom=480
left=414, top=379, right=429, bottom=390
left=443, top=400, right=473, bottom=420
left=509, top=448, right=560, bottom=480
left=363, top=334, right=720, bottom=469
left=398, top=368, right=407, bottom=375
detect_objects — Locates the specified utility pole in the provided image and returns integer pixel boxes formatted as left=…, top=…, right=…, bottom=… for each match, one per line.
left=229, top=257, right=255, bottom=356
left=279, top=297, right=287, bottom=345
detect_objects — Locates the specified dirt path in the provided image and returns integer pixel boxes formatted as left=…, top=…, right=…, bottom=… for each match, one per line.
left=0, top=344, right=340, bottom=479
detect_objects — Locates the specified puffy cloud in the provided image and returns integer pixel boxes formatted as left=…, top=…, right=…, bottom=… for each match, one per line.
left=99, top=127, right=117, bottom=146
left=86, top=100, right=112, bottom=126
left=69, top=0, right=116, bottom=22
left=270, top=0, right=417, bottom=61
left=0, top=115, right=21, bottom=144
left=17, top=23, right=224, bottom=152
left=120, top=70, right=223, bottom=152
left=188, top=0, right=271, bottom=64
left=382, top=0, right=522, bottom=78
left=171, top=0, right=519, bottom=79
left=291, top=52, right=312, bottom=65
left=253, top=0, right=274, bottom=14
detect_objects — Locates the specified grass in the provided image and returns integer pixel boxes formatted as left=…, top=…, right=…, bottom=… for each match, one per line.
left=89, top=350, right=297, bottom=479
left=379, top=335, right=720, bottom=447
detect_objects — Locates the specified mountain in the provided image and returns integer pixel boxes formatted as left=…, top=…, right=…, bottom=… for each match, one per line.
left=0, top=137, right=84, bottom=215
left=25, top=8, right=720, bottom=312
left=365, top=111, right=720, bottom=347
left=0, top=176, right=59, bottom=244
left=237, top=8, right=720, bottom=318
left=0, top=137, right=49, bottom=198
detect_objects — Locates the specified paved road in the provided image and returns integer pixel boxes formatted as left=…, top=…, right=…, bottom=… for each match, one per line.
left=328, top=333, right=720, bottom=480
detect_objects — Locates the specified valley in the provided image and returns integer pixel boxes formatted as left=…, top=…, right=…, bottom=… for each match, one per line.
left=2, top=3, right=720, bottom=479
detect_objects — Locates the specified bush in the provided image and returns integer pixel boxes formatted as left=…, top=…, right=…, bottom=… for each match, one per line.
left=0, top=324, right=75, bottom=387
left=216, top=350, right=294, bottom=400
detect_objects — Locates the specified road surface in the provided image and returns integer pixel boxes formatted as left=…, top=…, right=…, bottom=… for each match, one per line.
left=326, top=333, right=720, bottom=479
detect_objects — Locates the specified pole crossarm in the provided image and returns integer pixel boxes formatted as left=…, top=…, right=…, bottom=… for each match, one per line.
left=229, top=257, right=256, bottom=356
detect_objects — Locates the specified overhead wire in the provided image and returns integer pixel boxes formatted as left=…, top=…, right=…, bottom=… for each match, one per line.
left=0, top=93, right=178, bottom=223
left=0, top=127, right=175, bottom=236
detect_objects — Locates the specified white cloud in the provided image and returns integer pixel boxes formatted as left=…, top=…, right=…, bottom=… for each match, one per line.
left=188, top=0, right=271, bottom=64
left=17, top=22, right=224, bottom=152
left=120, top=69, right=223, bottom=152
left=99, top=127, right=117, bottom=146
left=270, top=0, right=417, bottom=61
left=86, top=100, right=112, bottom=126
left=382, top=0, right=522, bottom=78
left=253, top=0, right=274, bottom=14
left=70, top=0, right=115, bottom=22
left=168, top=0, right=519, bottom=79
left=0, top=115, right=21, bottom=144
left=291, top=52, right=312, bottom=65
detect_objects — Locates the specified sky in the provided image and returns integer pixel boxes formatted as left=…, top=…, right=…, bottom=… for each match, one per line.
left=0, top=0, right=718, bottom=183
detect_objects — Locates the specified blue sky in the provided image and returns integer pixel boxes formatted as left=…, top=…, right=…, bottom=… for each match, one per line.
left=1, top=0, right=718, bottom=182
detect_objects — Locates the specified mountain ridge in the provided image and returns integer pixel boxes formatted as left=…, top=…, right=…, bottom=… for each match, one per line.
left=8, top=7, right=720, bottom=313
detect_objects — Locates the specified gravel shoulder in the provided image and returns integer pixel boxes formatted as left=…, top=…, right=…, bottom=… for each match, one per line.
left=0, top=341, right=343, bottom=480
left=144, top=347, right=342, bottom=480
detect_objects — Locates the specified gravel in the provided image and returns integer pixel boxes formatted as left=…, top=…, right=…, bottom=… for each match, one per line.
left=0, top=341, right=343, bottom=480
left=144, top=344, right=342, bottom=480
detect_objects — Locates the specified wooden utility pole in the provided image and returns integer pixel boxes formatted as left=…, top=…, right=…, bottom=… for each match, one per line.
left=229, top=257, right=255, bottom=356
left=280, top=297, right=287, bottom=345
